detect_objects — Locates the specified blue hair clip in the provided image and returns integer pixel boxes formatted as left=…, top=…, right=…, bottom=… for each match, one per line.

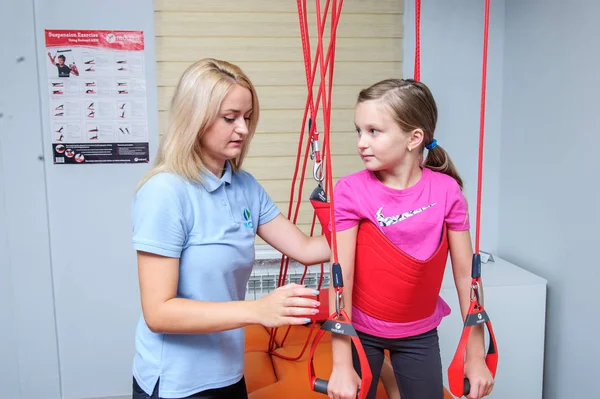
left=425, top=139, right=437, bottom=150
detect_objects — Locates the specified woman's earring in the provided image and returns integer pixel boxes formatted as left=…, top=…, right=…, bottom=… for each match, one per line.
left=408, top=146, right=412, bottom=152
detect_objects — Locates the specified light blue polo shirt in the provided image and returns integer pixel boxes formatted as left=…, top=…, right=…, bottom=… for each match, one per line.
left=131, top=161, right=280, bottom=398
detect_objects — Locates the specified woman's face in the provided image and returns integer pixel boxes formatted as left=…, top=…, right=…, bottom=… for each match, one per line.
left=200, top=84, right=253, bottom=176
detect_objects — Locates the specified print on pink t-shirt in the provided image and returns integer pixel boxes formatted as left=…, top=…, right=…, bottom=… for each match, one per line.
left=331, top=167, right=470, bottom=338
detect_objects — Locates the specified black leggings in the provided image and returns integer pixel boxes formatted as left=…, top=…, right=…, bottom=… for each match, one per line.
left=351, top=328, right=444, bottom=399
left=132, top=376, right=248, bottom=399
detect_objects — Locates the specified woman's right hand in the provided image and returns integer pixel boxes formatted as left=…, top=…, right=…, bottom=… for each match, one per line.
left=328, top=365, right=361, bottom=399
left=253, top=283, right=320, bottom=327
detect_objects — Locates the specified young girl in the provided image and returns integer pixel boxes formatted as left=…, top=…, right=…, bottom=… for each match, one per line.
left=326, top=79, right=494, bottom=399
left=131, top=58, right=331, bottom=399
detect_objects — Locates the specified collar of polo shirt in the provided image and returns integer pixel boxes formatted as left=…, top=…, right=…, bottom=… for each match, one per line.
left=200, top=161, right=233, bottom=192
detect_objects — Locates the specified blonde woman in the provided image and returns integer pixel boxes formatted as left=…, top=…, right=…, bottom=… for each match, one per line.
left=131, top=58, right=330, bottom=399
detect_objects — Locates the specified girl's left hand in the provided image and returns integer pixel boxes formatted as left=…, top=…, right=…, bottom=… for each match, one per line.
left=464, top=358, right=494, bottom=399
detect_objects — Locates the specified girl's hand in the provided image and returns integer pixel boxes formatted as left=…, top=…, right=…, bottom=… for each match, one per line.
left=328, top=365, right=361, bottom=399
left=253, top=283, right=320, bottom=327
left=465, top=358, right=494, bottom=399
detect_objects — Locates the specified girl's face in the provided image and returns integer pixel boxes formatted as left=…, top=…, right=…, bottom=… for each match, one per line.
left=200, top=84, right=253, bottom=175
left=354, top=100, right=415, bottom=172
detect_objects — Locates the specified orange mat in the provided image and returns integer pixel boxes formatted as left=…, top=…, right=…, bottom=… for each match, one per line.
left=244, top=323, right=454, bottom=399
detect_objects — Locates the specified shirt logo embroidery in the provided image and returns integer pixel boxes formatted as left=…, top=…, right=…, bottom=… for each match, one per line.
left=376, top=203, right=436, bottom=227
left=243, top=208, right=253, bottom=229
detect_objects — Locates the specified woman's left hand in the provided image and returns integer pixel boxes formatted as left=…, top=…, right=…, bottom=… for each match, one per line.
left=464, top=358, right=494, bottom=399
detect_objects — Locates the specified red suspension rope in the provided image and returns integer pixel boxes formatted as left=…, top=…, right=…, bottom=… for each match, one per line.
left=413, top=0, right=487, bottom=255
left=448, top=1, right=498, bottom=397
left=267, top=2, right=496, bottom=396
left=474, top=0, right=490, bottom=255
left=268, top=0, right=344, bottom=360
left=414, top=0, right=421, bottom=81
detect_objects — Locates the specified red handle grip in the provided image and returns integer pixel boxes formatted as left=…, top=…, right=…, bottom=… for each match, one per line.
left=448, top=301, right=498, bottom=397
left=308, top=311, right=372, bottom=399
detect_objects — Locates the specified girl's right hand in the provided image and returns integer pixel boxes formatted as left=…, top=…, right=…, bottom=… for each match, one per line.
left=328, top=365, right=361, bottom=399
left=254, top=283, right=320, bottom=327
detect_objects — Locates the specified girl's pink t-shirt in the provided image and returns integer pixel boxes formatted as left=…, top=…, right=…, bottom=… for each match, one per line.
left=330, top=167, right=470, bottom=338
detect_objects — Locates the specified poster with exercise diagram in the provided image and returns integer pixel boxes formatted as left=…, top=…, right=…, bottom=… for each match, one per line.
left=45, top=29, right=149, bottom=164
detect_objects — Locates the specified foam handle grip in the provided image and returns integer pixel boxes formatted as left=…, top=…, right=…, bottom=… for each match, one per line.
left=331, top=263, right=343, bottom=288
left=464, top=378, right=471, bottom=396
left=471, top=253, right=481, bottom=279
left=314, top=378, right=328, bottom=394
left=314, top=378, right=360, bottom=398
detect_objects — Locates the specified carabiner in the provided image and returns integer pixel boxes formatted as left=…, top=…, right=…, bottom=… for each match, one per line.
left=470, top=281, right=481, bottom=305
left=313, top=161, right=324, bottom=183
left=310, top=138, right=319, bottom=160
left=335, top=290, right=345, bottom=316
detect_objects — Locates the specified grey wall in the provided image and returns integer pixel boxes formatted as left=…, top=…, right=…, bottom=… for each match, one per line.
left=33, top=0, right=159, bottom=397
left=0, top=0, right=62, bottom=398
left=0, top=0, right=158, bottom=398
left=403, top=0, right=506, bottom=255
left=499, top=1, right=600, bottom=398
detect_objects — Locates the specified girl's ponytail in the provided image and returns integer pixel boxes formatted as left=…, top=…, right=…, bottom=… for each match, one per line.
left=422, top=140, right=464, bottom=190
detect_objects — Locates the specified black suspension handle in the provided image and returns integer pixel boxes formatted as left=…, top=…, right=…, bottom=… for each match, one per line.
left=313, top=378, right=359, bottom=398
left=313, top=378, right=328, bottom=394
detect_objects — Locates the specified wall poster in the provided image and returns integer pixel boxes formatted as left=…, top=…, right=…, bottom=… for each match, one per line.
left=44, top=29, right=149, bottom=164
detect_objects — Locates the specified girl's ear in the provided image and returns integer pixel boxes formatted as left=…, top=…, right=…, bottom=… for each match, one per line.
left=408, top=128, right=424, bottom=151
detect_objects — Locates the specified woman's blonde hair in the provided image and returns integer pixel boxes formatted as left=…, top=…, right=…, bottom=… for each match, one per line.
left=138, top=58, right=259, bottom=189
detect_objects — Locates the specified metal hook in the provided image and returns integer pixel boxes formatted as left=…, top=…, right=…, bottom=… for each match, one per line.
left=470, top=281, right=481, bottom=305
left=313, top=161, right=324, bottom=183
left=310, top=138, right=320, bottom=161
left=335, top=290, right=345, bottom=316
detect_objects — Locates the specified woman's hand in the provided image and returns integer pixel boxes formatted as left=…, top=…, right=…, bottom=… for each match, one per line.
left=464, top=358, right=494, bottom=399
left=327, top=365, right=361, bottom=399
left=253, top=283, right=321, bottom=327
